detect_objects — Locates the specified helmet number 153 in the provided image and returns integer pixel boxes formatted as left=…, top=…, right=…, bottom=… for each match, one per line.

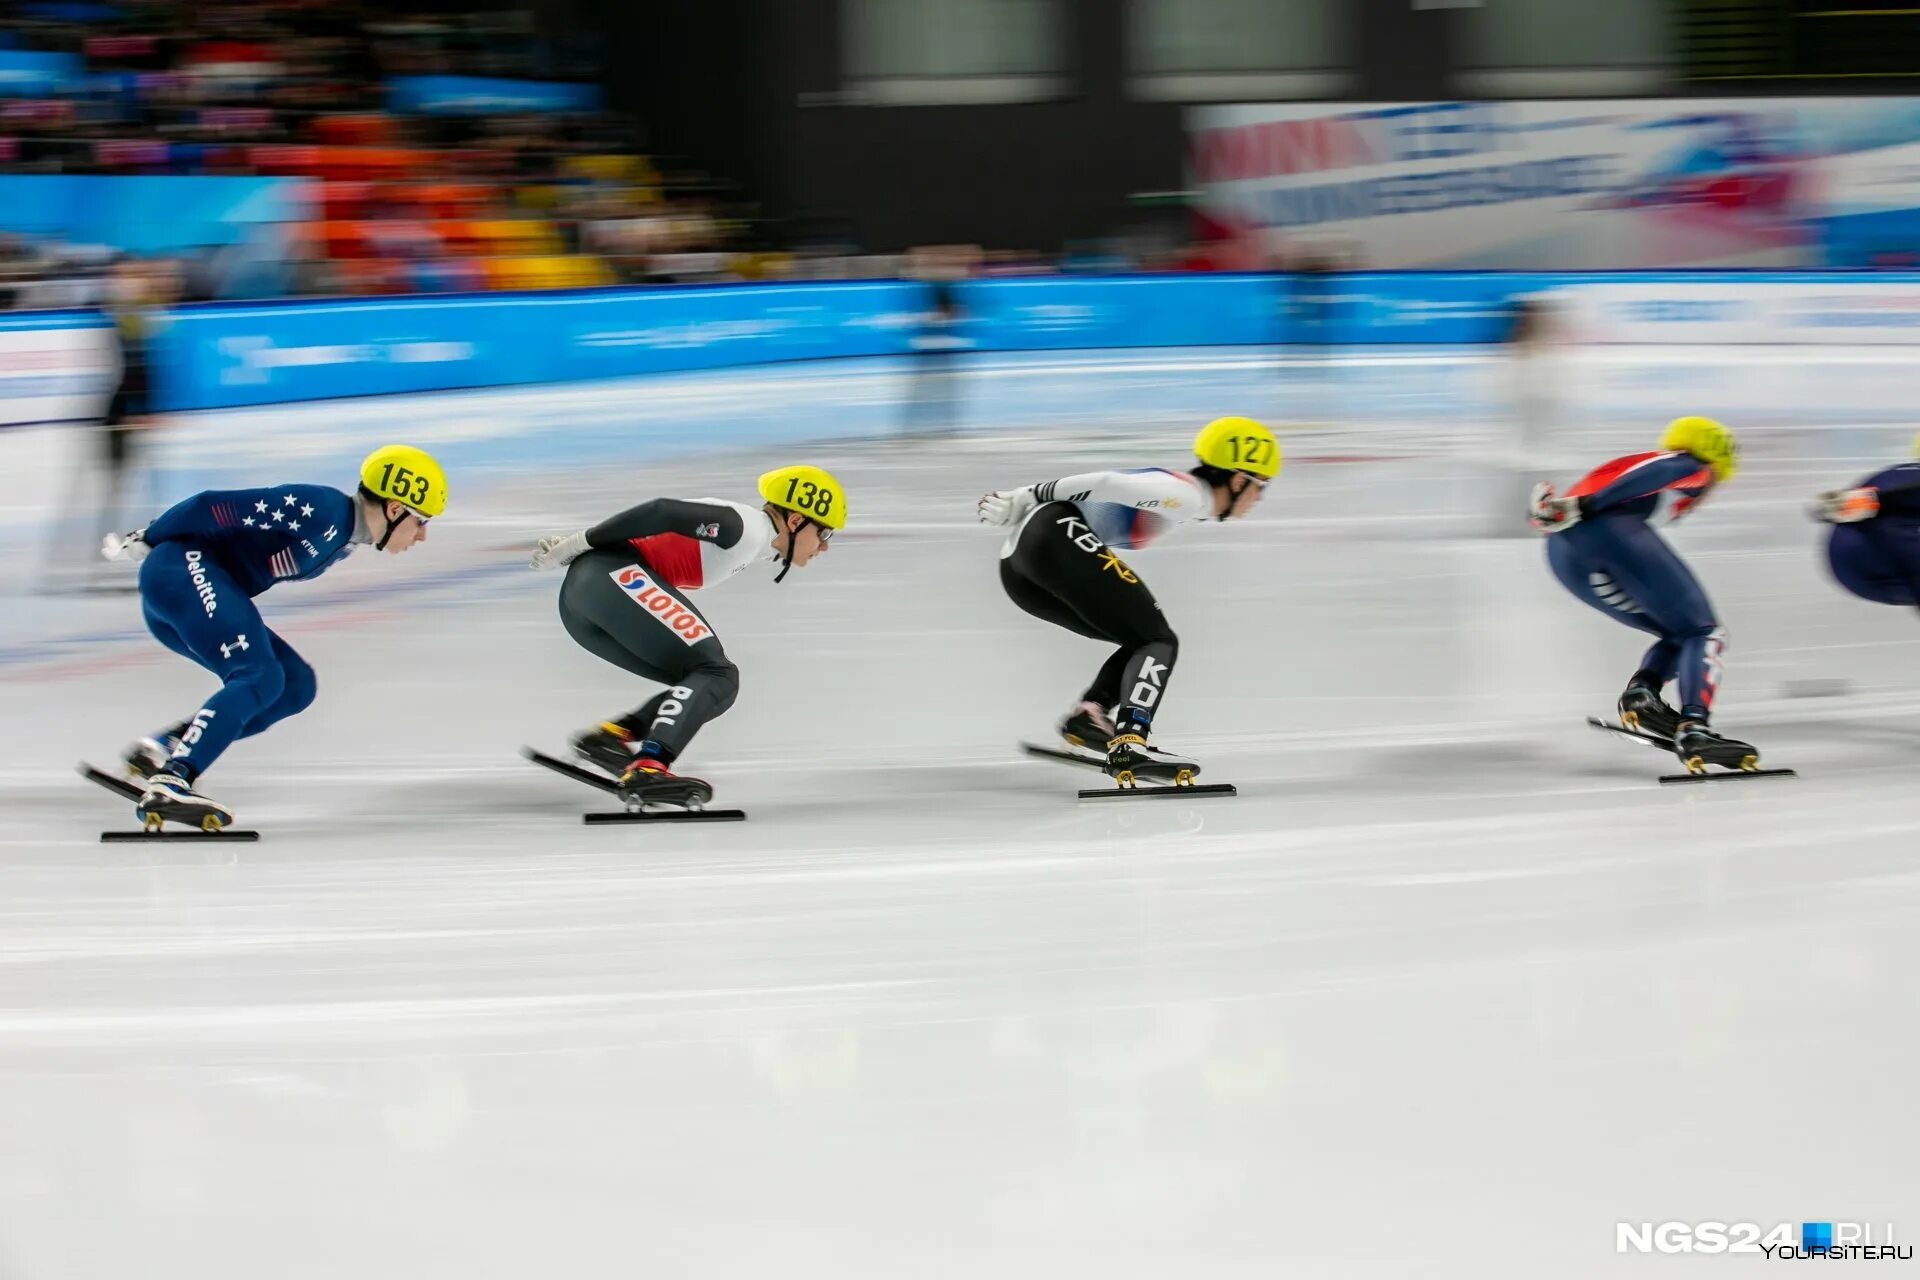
left=379, top=462, right=431, bottom=507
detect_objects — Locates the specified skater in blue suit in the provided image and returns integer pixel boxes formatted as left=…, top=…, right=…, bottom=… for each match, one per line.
left=102, top=445, right=445, bottom=830
left=1815, top=437, right=1920, bottom=610
left=1531, top=416, right=1764, bottom=773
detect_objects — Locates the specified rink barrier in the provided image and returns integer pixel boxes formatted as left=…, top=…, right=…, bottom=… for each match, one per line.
left=10, top=270, right=1920, bottom=418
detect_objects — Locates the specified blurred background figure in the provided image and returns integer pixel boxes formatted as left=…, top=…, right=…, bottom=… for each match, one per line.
left=900, top=243, right=976, bottom=437
left=1494, top=294, right=1569, bottom=537
left=46, top=255, right=176, bottom=592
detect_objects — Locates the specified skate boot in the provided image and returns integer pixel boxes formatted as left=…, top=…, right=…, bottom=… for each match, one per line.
left=1058, top=700, right=1117, bottom=750
left=123, top=722, right=188, bottom=780
left=1103, top=732, right=1202, bottom=788
left=135, top=767, right=235, bottom=832
left=572, top=722, right=637, bottom=778
left=1618, top=681, right=1680, bottom=740
left=616, top=754, right=715, bottom=811
left=1672, top=720, right=1760, bottom=774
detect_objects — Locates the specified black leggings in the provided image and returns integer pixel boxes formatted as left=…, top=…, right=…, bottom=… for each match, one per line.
left=558, top=548, right=740, bottom=761
left=1000, top=502, right=1178, bottom=730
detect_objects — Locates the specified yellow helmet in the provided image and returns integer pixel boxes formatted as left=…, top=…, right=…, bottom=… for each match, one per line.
left=360, top=444, right=448, bottom=517
left=1658, top=416, right=1738, bottom=484
left=1193, top=416, right=1282, bottom=479
left=759, top=464, right=846, bottom=531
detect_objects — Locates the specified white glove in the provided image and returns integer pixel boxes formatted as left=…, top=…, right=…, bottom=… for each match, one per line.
left=530, top=530, right=591, bottom=569
left=1527, top=482, right=1584, bottom=534
left=976, top=488, right=1036, bottom=528
left=1812, top=487, right=1880, bottom=524
left=101, top=529, right=150, bottom=563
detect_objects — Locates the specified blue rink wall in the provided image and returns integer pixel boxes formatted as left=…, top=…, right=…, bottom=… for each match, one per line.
left=13, top=270, right=1920, bottom=415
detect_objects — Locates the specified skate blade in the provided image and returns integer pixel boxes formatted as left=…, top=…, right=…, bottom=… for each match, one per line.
left=1658, top=768, right=1797, bottom=786
left=102, top=828, right=261, bottom=842
left=78, top=762, right=144, bottom=802
left=584, top=809, right=746, bottom=824
left=1078, top=783, right=1236, bottom=801
left=1586, top=717, right=1673, bottom=750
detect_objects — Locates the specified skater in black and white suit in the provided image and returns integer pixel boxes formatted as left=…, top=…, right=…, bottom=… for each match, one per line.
left=976, top=417, right=1279, bottom=782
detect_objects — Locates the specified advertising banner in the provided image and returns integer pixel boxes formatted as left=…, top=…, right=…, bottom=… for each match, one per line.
left=0, top=176, right=309, bottom=253
left=1553, top=279, right=1920, bottom=345
left=958, top=275, right=1285, bottom=350
left=153, top=282, right=925, bottom=410
left=1189, top=99, right=1920, bottom=269
left=0, top=315, right=115, bottom=427
left=387, top=76, right=602, bottom=116
left=0, top=51, right=83, bottom=97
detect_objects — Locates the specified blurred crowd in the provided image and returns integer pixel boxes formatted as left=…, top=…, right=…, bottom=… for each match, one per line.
left=0, top=0, right=763, bottom=302
left=0, top=1, right=1315, bottom=309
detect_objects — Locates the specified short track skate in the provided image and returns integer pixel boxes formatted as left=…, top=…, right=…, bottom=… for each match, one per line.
left=522, top=747, right=746, bottom=823
left=78, top=763, right=260, bottom=842
left=1585, top=718, right=1797, bottom=785
left=1020, top=741, right=1236, bottom=801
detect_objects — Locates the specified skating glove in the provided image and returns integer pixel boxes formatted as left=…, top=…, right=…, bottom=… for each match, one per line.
left=976, top=487, right=1036, bottom=527
left=100, top=529, right=150, bottom=563
left=530, top=530, right=591, bottom=569
left=1527, top=482, right=1586, bottom=534
left=1811, top=487, right=1880, bottom=524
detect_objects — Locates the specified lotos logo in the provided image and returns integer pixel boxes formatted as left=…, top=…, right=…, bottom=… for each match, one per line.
left=610, top=566, right=712, bottom=645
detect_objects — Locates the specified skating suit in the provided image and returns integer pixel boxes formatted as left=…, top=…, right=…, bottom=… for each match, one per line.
left=1545, top=451, right=1726, bottom=720
left=998, top=468, right=1213, bottom=732
left=137, top=484, right=359, bottom=777
left=1825, top=461, right=1920, bottom=607
left=557, top=498, right=774, bottom=760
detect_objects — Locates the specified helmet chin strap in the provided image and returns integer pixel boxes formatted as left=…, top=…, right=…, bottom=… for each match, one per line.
left=771, top=511, right=796, bottom=584
left=374, top=502, right=406, bottom=551
left=1219, top=473, right=1249, bottom=521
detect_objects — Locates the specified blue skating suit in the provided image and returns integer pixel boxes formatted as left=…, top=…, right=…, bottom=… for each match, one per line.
left=137, top=484, right=358, bottom=777
left=1546, top=450, right=1726, bottom=720
left=1825, top=461, right=1920, bottom=607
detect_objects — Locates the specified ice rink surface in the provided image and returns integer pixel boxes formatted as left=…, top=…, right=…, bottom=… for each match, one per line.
left=1, top=347, right=1917, bottom=1276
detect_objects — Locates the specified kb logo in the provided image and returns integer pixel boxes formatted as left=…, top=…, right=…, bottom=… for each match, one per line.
left=1130, top=656, right=1167, bottom=710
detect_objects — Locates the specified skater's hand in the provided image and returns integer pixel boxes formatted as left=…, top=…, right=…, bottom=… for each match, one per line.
left=1812, top=487, right=1879, bottom=524
left=976, top=488, right=1034, bottom=527
left=530, top=530, right=591, bottom=569
left=100, top=530, right=149, bottom=563
left=1527, top=483, right=1583, bottom=534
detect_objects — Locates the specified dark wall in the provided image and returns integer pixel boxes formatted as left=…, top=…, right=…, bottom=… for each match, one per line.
left=579, top=0, right=1482, bottom=254
left=583, top=0, right=761, bottom=198
left=743, top=0, right=1188, bottom=254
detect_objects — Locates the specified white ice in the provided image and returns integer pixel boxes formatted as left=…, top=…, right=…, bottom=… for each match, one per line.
left=0, top=347, right=1917, bottom=1277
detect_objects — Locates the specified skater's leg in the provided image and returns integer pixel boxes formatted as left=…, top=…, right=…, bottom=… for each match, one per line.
left=1826, top=522, right=1920, bottom=606
left=1083, top=646, right=1133, bottom=709
left=1005, top=503, right=1177, bottom=734
left=1545, top=528, right=1668, bottom=641
left=237, top=632, right=317, bottom=738
left=999, top=557, right=1109, bottom=642
left=1634, top=638, right=1682, bottom=686
left=1579, top=519, right=1724, bottom=720
left=620, top=654, right=739, bottom=760
left=559, top=549, right=734, bottom=761
left=137, top=544, right=281, bottom=779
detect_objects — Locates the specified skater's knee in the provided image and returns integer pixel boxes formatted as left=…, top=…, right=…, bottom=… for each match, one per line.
left=697, top=657, right=740, bottom=715
left=225, top=654, right=285, bottom=711
left=1130, top=618, right=1177, bottom=654
left=276, top=653, right=317, bottom=717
